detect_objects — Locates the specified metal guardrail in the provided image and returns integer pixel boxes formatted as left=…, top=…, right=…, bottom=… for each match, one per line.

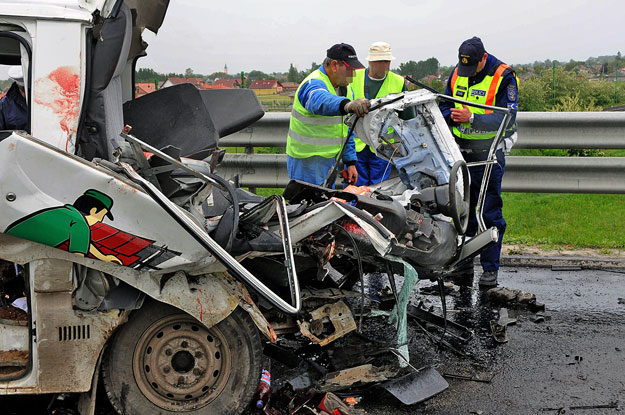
left=218, top=112, right=625, bottom=194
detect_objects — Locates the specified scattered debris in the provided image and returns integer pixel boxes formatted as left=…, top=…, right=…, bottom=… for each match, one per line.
left=298, top=301, right=357, bottom=347
left=318, top=364, right=397, bottom=392
left=487, top=287, right=545, bottom=311
left=317, top=392, right=353, bottom=415
left=469, top=410, right=484, bottom=415
left=419, top=283, right=456, bottom=296
left=551, top=265, right=582, bottom=271
left=618, top=298, right=625, bottom=305
left=533, top=313, right=545, bottom=323
left=540, top=401, right=619, bottom=412
left=381, top=367, right=449, bottom=405
left=565, top=355, right=583, bottom=365
left=406, top=304, right=473, bottom=342
left=490, top=308, right=516, bottom=343
left=442, top=372, right=494, bottom=383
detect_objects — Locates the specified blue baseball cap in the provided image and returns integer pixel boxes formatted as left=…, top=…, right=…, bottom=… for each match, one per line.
left=457, top=37, right=486, bottom=76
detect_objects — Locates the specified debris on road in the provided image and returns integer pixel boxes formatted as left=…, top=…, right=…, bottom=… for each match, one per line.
left=490, top=308, right=516, bottom=343
left=487, top=287, right=545, bottom=311
left=540, top=401, right=619, bottom=412
left=318, top=364, right=397, bottom=392
left=380, top=367, right=449, bottom=405
left=406, top=303, right=473, bottom=342
left=442, top=372, right=494, bottom=383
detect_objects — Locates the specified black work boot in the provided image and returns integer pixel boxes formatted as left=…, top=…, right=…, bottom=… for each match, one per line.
left=478, top=270, right=498, bottom=288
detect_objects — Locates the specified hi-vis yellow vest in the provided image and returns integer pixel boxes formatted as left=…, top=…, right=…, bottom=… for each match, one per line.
left=450, top=63, right=517, bottom=150
left=286, top=69, right=354, bottom=159
left=351, top=69, right=406, bottom=152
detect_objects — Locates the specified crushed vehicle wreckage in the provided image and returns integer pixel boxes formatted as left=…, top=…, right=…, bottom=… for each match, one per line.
left=0, top=1, right=513, bottom=414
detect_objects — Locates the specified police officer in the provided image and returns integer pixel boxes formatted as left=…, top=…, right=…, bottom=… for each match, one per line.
left=350, top=41, right=413, bottom=186
left=0, top=66, right=27, bottom=131
left=286, top=43, right=370, bottom=186
left=439, top=37, right=518, bottom=287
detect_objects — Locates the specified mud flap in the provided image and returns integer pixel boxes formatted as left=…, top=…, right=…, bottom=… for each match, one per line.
left=380, top=367, right=449, bottom=405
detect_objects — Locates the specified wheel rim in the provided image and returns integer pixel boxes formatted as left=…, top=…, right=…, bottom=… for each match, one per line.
left=132, top=314, right=232, bottom=411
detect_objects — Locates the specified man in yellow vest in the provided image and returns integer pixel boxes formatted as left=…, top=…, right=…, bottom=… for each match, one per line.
left=286, top=43, right=370, bottom=187
left=350, top=42, right=413, bottom=186
left=439, top=37, right=518, bottom=288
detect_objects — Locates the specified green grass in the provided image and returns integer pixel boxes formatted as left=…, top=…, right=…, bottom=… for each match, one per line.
left=253, top=188, right=283, bottom=197
left=502, top=193, right=625, bottom=249
left=257, top=94, right=292, bottom=105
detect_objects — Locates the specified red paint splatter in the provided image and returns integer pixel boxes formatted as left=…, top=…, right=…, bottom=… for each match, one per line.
left=341, top=221, right=367, bottom=237
left=35, top=66, right=81, bottom=152
left=197, top=298, right=204, bottom=322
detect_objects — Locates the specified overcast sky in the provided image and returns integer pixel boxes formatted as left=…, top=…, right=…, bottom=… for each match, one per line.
left=138, top=0, right=625, bottom=75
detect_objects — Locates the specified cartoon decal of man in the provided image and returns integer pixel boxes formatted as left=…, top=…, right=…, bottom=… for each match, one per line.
left=5, top=189, right=122, bottom=265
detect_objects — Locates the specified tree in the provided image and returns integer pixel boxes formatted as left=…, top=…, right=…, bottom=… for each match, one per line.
left=136, top=67, right=168, bottom=83
left=247, top=70, right=267, bottom=81
left=396, top=57, right=439, bottom=80
left=207, top=72, right=233, bottom=81
left=287, top=63, right=299, bottom=82
left=296, top=62, right=319, bottom=82
left=185, top=67, right=194, bottom=77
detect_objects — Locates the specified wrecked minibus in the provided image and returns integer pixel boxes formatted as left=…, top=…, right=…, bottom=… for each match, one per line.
left=0, top=1, right=511, bottom=414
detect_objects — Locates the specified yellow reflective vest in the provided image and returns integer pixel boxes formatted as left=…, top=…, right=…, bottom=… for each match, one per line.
left=450, top=63, right=517, bottom=150
left=350, top=69, right=406, bottom=152
left=286, top=69, right=354, bottom=159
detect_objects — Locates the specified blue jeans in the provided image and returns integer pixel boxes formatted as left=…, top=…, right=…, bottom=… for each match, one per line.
left=355, top=148, right=392, bottom=186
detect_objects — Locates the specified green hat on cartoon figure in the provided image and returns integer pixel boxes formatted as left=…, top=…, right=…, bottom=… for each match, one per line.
left=81, top=189, right=114, bottom=220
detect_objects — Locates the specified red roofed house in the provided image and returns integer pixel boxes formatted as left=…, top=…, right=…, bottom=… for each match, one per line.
left=135, top=82, right=157, bottom=97
left=281, top=81, right=299, bottom=93
left=249, top=79, right=283, bottom=96
left=201, top=84, right=229, bottom=89
left=214, top=78, right=241, bottom=88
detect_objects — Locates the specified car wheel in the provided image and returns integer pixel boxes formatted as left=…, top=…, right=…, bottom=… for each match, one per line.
left=102, top=301, right=262, bottom=415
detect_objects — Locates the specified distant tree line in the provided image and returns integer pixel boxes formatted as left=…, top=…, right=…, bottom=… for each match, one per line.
left=135, top=53, right=625, bottom=113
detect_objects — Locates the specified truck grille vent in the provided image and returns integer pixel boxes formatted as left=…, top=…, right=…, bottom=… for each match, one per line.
left=58, top=325, right=91, bottom=341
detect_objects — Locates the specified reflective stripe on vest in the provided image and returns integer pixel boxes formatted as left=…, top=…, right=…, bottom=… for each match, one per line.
left=351, top=69, right=405, bottom=152
left=450, top=64, right=516, bottom=147
left=286, top=69, right=353, bottom=159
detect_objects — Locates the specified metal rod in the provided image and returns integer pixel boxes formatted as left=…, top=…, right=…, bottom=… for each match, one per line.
left=476, top=111, right=512, bottom=232
left=118, top=132, right=302, bottom=314
left=435, top=93, right=512, bottom=114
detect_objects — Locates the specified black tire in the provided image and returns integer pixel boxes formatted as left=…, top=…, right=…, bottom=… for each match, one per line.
left=102, top=301, right=262, bottom=415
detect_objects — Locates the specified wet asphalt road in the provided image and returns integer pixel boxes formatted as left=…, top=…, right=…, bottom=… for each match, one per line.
left=2, top=266, right=624, bottom=414
left=361, top=266, right=625, bottom=414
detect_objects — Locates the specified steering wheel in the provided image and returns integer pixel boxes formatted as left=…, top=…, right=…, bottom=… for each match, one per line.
left=448, top=160, right=470, bottom=234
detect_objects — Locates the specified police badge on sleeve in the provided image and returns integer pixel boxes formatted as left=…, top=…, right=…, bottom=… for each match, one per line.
left=508, top=84, right=517, bottom=101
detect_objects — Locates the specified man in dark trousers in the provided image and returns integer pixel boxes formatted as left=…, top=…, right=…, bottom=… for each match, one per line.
left=0, top=66, right=27, bottom=131
left=439, top=37, right=518, bottom=287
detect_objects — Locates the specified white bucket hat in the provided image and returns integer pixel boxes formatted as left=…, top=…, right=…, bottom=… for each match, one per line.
left=8, top=66, right=24, bottom=86
left=366, top=41, right=395, bottom=61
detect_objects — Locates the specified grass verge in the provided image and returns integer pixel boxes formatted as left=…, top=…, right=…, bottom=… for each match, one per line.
left=502, top=193, right=625, bottom=249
